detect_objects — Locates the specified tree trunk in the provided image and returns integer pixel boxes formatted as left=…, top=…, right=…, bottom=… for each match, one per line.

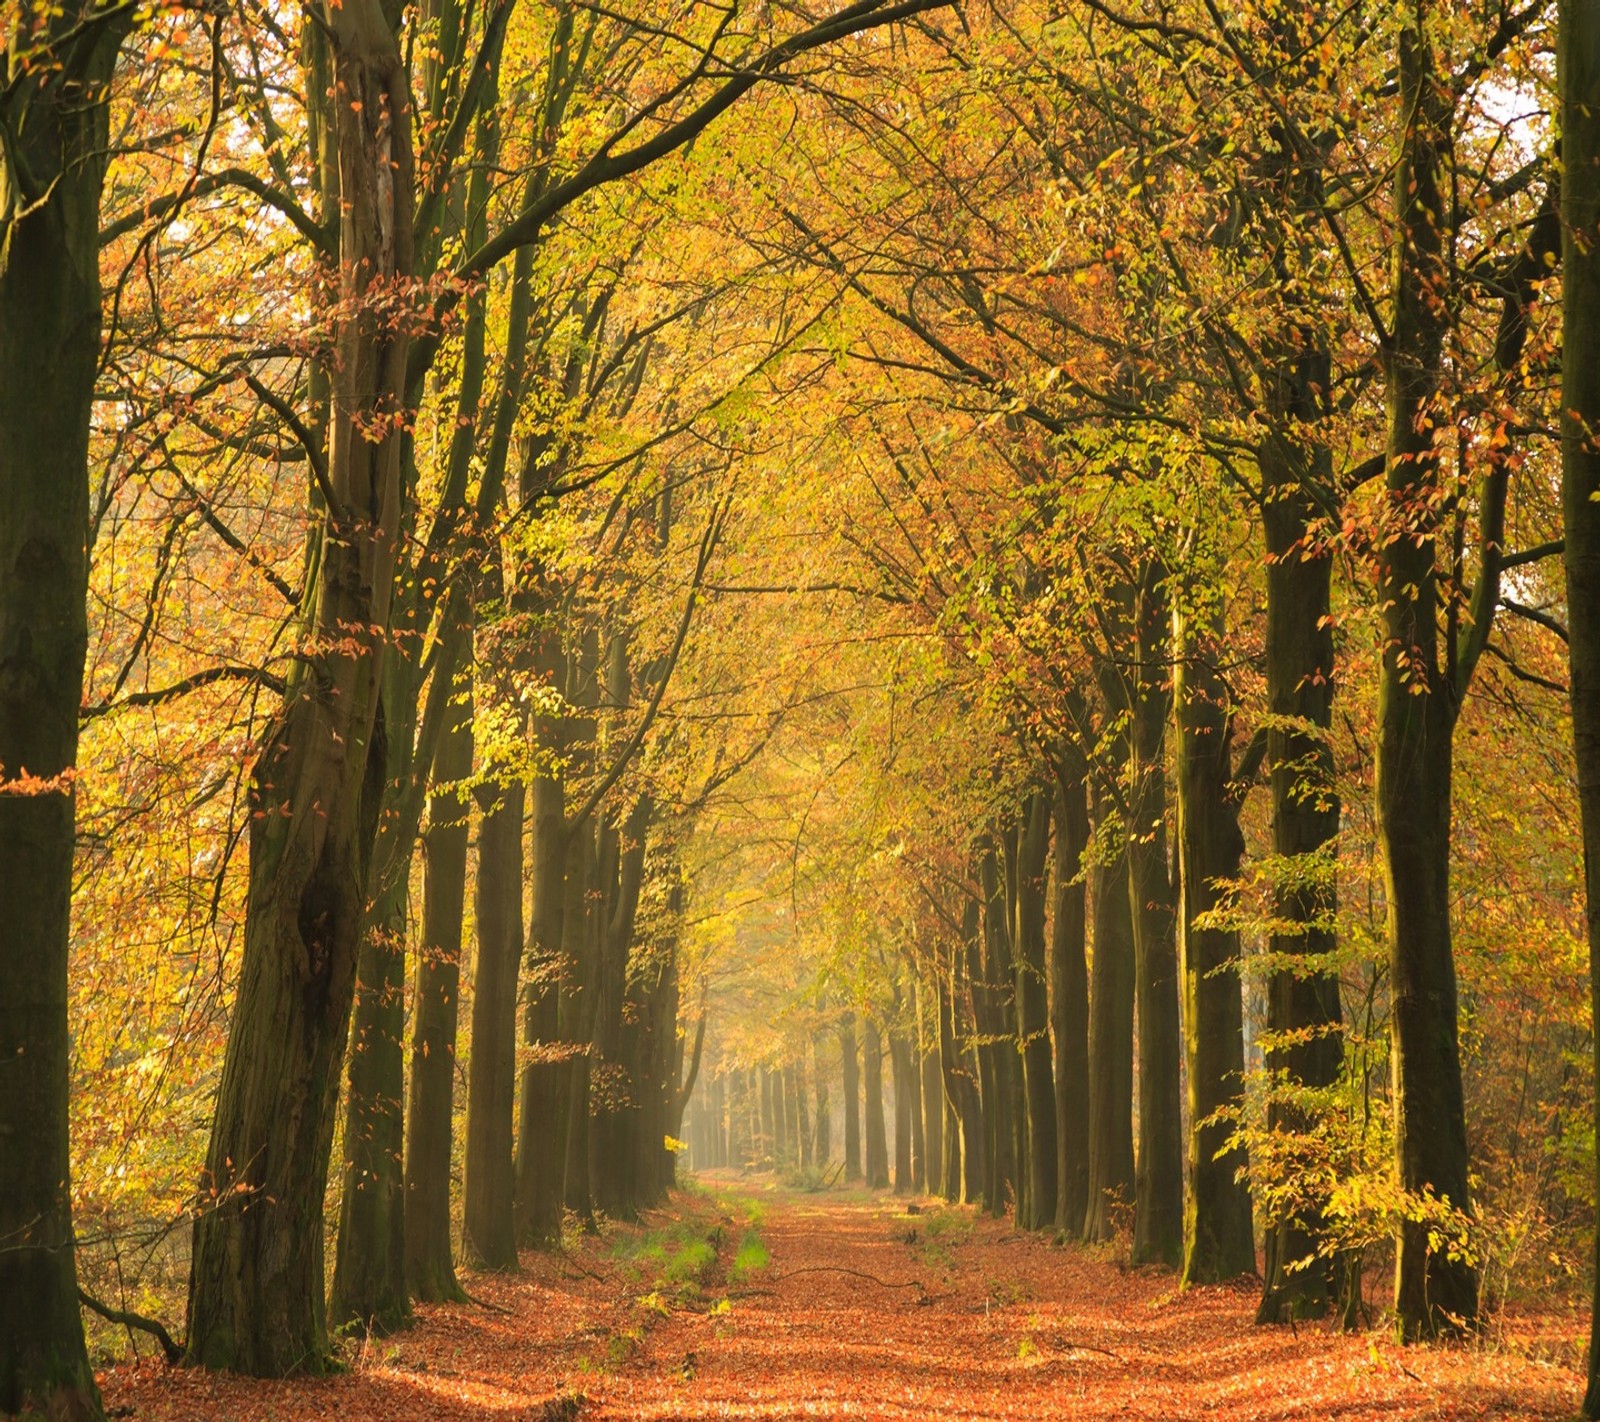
left=840, top=1015, right=863, bottom=1181
left=1013, top=789, right=1057, bottom=1229
left=1127, top=561, right=1183, bottom=1267
left=1174, top=599, right=1254, bottom=1285
left=1380, top=19, right=1476, bottom=1340
left=1051, top=758, right=1091, bottom=1237
left=186, top=6, right=414, bottom=1373
left=329, top=869, right=409, bottom=1334
left=890, top=1032, right=915, bottom=1194
left=405, top=647, right=474, bottom=1301
left=976, top=847, right=1018, bottom=1217
left=0, top=18, right=127, bottom=1416
left=1255, top=305, right=1345, bottom=1325
left=864, top=1019, right=890, bottom=1189
left=917, top=982, right=944, bottom=1198
left=1083, top=784, right=1136, bottom=1242
left=462, top=778, right=523, bottom=1268
left=1562, top=4, right=1600, bottom=1410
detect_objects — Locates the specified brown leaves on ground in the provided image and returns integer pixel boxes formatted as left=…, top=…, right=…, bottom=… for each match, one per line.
left=101, top=1183, right=1586, bottom=1420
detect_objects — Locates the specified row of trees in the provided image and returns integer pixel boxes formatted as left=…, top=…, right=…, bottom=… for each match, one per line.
left=5, top=0, right=1600, bottom=1418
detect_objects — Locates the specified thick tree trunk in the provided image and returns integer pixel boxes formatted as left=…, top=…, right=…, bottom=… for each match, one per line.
left=1127, top=562, right=1184, bottom=1267
left=1013, top=790, right=1057, bottom=1229
left=0, top=20, right=126, bottom=1416
left=840, top=1015, right=863, bottom=1180
left=1174, top=600, right=1254, bottom=1285
left=1380, top=20, right=1476, bottom=1340
left=405, top=653, right=474, bottom=1300
left=864, top=1019, right=890, bottom=1189
left=462, top=778, right=523, bottom=1268
left=186, top=7, right=414, bottom=1373
left=1051, top=761, right=1091, bottom=1237
left=1562, top=6, right=1600, bottom=1411
left=1083, top=785, right=1136, bottom=1242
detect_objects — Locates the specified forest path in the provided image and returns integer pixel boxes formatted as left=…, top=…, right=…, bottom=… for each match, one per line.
left=99, top=1178, right=1584, bottom=1421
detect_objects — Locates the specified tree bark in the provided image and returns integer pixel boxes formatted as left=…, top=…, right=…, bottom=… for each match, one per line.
left=186, top=5, right=414, bottom=1373
left=890, top=1031, right=915, bottom=1194
left=405, top=645, right=474, bottom=1300
left=1562, top=4, right=1600, bottom=1410
left=1254, top=293, right=1346, bottom=1326
left=1174, top=599, right=1254, bottom=1284
left=0, top=15, right=128, bottom=1416
left=1013, top=789, right=1057, bottom=1229
left=1051, top=758, right=1091, bottom=1237
left=1127, top=561, right=1184, bottom=1267
left=1379, top=18, right=1477, bottom=1339
left=864, top=1019, right=890, bottom=1189
left=1083, top=783, right=1136, bottom=1242
left=840, top=1014, right=863, bottom=1180
left=462, top=777, right=523, bottom=1268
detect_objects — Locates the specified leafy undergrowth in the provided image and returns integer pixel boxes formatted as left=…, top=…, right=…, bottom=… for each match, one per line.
left=100, top=1179, right=1588, bottom=1420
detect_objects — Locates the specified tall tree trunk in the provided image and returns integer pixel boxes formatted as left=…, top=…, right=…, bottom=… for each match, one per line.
left=1051, top=757, right=1091, bottom=1237
left=187, top=8, right=414, bottom=1370
left=864, top=1019, right=890, bottom=1189
left=840, top=1015, right=863, bottom=1180
left=462, top=777, right=523, bottom=1268
left=976, top=847, right=1017, bottom=1217
left=1083, top=784, right=1136, bottom=1242
left=917, top=981, right=944, bottom=1198
left=890, top=1032, right=915, bottom=1194
left=1380, top=18, right=1476, bottom=1340
left=1174, top=599, right=1254, bottom=1284
left=329, top=862, right=409, bottom=1333
left=405, top=638, right=474, bottom=1301
left=1563, top=5, right=1600, bottom=1410
left=814, top=1037, right=833, bottom=1164
left=0, top=17, right=128, bottom=1416
left=1013, top=789, right=1057, bottom=1229
left=1255, top=313, right=1345, bottom=1326
left=1127, top=560, right=1183, bottom=1267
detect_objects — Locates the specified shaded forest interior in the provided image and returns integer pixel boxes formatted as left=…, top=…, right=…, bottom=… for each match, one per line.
left=5, top=0, right=1600, bottom=1419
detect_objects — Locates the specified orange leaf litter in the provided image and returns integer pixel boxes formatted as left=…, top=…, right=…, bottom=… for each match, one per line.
left=101, top=1182, right=1588, bottom=1420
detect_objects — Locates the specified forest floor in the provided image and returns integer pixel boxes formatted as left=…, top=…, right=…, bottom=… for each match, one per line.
left=100, top=1174, right=1590, bottom=1420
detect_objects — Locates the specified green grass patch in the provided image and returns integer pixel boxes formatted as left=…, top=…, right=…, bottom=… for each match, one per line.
left=730, top=1228, right=770, bottom=1282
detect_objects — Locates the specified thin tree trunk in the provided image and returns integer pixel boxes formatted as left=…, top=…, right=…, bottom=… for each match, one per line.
left=864, top=1019, right=890, bottom=1189
left=1174, top=598, right=1254, bottom=1284
left=1013, top=789, right=1057, bottom=1229
left=1083, top=784, right=1136, bottom=1242
left=1127, top=560, right=1183, bottom=1267
left=405, top=637, right=474, bottom=1301
left=462, top=777, right=523, bottom=1268
left=840, top=1015, right=863, bottom=1180
left=890, top=1032, right=915, bottom=1194
left=1052, top=757, right=1091, bottom=1237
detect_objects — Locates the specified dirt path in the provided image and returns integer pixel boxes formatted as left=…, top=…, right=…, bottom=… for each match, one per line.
left=101, top=1181, right=1587, bottom=1421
